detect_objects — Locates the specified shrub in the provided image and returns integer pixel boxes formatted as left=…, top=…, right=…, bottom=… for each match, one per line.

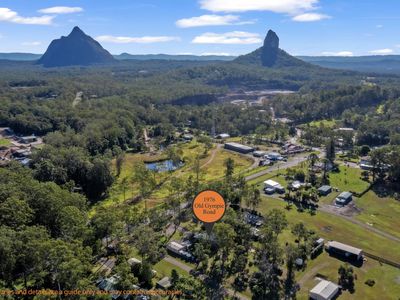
left=365, top=279, right=375, bottom=287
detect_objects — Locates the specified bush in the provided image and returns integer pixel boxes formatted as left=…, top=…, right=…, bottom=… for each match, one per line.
left=365, top=279, right=375, bottom=287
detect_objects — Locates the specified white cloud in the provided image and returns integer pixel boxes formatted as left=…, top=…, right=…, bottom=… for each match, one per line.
left=0, top=7, right=54, bottom=25
left=21, top=41, right=41, bottom=46
left=38, top=6, right=83, bottom=14
left=292, top=13, right=330, bottom=22
left=321, top=51, right=354, bottom=57
left=201, top=52, right=232, bottom=56
left=176, top=14, right=253, bottom=28
left=96, top=35, right=180, bottom=44
left=199, top=0, right=319, bottom=14
left=369, top=48, right=393, bottom=55
left=376, top=24, right=383, bottom=28
left=192, top=31, right=262, bottom=44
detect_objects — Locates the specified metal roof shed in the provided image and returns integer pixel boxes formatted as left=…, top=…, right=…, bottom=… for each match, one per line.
left=224, top=142, right=254, bottom=154
left=310, top=279, right=340, bottom=300
left=327, top=241, right=363, bottom=260
left=318, top=185, right=332, bottom=195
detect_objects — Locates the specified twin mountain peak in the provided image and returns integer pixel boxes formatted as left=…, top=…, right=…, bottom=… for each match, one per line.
left=38, top=27, right=305, bottom=68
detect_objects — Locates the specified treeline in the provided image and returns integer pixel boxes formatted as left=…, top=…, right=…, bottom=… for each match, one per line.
left=273, top=85, right=400, bottom=147
left=0, top=164, right=95, bottom=292
left=272, top=85, right=393, bottom=123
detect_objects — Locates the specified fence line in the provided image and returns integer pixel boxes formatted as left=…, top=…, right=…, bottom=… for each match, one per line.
left=363, top=251, right=400, bottom=269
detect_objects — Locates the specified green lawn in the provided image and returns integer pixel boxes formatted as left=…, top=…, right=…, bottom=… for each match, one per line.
left=0, top=138, right=11, bottom=147
left=328, top=165, right=370, bottom=194
left=247, top=170, right=282, bottom=186
left=258, top=196, right=400, bottom=263
left=319, top=191, right=340, bottom=205
left=240, top=165, right=268, bottom=177
left=225, top=136, right=243, bottom=143
left=153, top=259, right=190, bottom=278
left=90, top=141, right=254, bottom=216
left=354, top=190, right=400, bottom=239
left=201, top=149, right=253, bottom=181
left=112, top=245, right=191, bottom=282
left=308, top=119, right=337, bottom=128
left=319, top=188, right=400, bottom=239
left=296, top=252, right=400, bottom=300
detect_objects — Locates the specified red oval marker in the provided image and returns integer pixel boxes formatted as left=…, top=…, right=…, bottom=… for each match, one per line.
left=192, top=190, right=226, bottom=224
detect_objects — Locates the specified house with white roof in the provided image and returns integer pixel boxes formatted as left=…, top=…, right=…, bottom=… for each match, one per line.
left=264, top=179, right=285, bottom=194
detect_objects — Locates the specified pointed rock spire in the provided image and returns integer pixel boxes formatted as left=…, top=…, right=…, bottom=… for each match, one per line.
left=261, top=30, right=280, bottom=67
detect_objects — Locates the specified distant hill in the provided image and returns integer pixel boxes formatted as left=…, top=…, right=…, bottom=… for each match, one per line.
left=298, top=55, right=400, bottom=74
left=234, top=30, right=310, bottom=68
left=155, top=29, right=363, bottom=92
left=37, top=26, right=115, bottom=67
left=0, top=52, right=235, bottom=62
left=0, top=53, right=41, bottom=61
left=115, top=53, right=235, bottom=61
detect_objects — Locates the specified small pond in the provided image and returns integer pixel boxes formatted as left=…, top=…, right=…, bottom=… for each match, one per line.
left=145, top=160, right=184, bottom=172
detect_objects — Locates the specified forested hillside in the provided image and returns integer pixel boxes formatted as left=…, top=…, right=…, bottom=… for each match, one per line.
left=1, top=26, right=400, bottom=299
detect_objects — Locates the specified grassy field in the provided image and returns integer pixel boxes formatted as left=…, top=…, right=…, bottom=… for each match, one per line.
left=246, top=164, right=400, bottom=261
left=119, top=246, right=191, bottom=281
left=201, top=148, right=253, bottom=180
left=0, top=138, right=10, bottom=147
left=243, top=192, right=400, bottom=299
left=153, top=259, right=190, bottom=278
left=257, top=196, right=400, bottom=263
left=307, top=119, right=337, bottom=128
left=319, top=188, right=400, bottom=239
left=354, top=190, right=400, bottom=239
left=296, top=252, right=400, bottom=300
left=247, top=169, right=284, bottom=186
left=90, top=141, right=253, bottom=215
left=328, top=165, right=370, bottom=193
left=225, top=136, right=243, bottom=143
left=319, top=191, right=341, bottom=205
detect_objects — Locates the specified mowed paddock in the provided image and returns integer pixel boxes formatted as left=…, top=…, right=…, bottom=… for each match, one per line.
left=296, top=252, right=400, bottom=300
left=258, top=196, right=400, bottom=263
left=91, top=140, right=254, bottom=213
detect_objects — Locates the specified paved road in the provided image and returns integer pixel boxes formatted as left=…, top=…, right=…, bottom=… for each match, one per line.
left=245, top=154, right=310, bottom=182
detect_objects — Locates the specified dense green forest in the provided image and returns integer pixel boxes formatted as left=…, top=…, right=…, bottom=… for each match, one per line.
left=272, top=85, right=400, bottom=146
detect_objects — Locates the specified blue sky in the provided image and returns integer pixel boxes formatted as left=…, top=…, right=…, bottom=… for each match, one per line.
left=0, top=0, right=399, bottom=56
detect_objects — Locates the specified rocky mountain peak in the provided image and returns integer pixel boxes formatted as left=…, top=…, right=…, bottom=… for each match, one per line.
left=37, top=27, right=115, bottom=68
left=261, top=30, right=280, bottom=67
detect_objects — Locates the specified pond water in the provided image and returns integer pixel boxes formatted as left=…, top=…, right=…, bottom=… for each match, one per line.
left=145, top=160, right=184, bottom=172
